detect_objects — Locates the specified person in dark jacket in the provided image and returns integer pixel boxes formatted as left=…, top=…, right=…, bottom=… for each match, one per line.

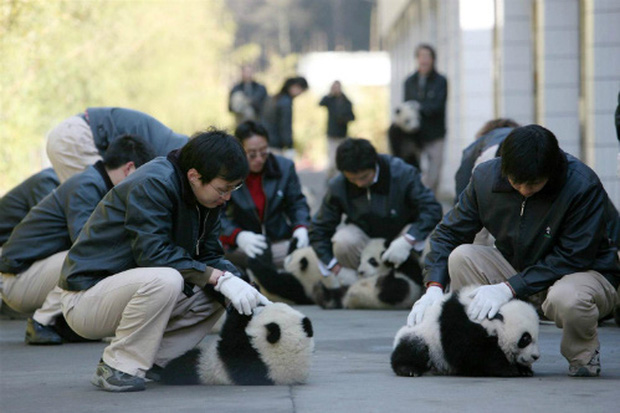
left=319, top=80, right=355, bottom=178
left=0, top=135, right=155, bottom=345
left=220, top=121, right=310, bottom=270
left=403, top=44, right=447, bottom=194
left=0, top=168, right=59, bottom=247
left=228, top=65, right=268, bottom=124
left=46, top=107, right=189, bottom=182
left=261, top=76, right=308, bottom=159
left=58, top=129, right=269, bottom=392
left=407, top=125, right=620, bottom=377
left=310, top=138, right=443, bottom=282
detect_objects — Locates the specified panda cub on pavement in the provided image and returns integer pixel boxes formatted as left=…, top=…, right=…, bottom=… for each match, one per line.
left=391, top=286, right=540, bottom=377
left=161, top=303, right=314, bottom=385
left=343, top=238, right=423, bottom=309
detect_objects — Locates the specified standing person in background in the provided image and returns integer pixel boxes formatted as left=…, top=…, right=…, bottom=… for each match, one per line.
left=0, top=168, right=59, bottom=247
left=228, top=65, right=268, bottom=125
left=319, top=80, right=355, bottom=179
left=262, top=76, right=308, bottom=160
left=46, top=107, right=188, bottom=183
left=220, top=121, right=310, bottom=271
left=403, top=44, right=447, bottom=195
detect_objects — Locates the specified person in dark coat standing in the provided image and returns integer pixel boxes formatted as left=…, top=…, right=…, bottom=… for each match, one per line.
left=407, top=124, right=620, bottom=378
left=261, top=76, right=308, bottom=159
left=220, top=120, right=311, bottom=270
left=320, top=81, right=355, bottom=178
left=403, top=44, right=448, bottom=194
left=228, top=65, right=268, bottom=125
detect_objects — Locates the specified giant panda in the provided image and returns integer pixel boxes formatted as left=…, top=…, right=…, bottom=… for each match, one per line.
left=391, top=286, right=540, bottom=377
left=388, top=100, right=422, bottom=167
left=343, top=238, right=423, bottom=309
left=161, top=303, right=314, bottom=385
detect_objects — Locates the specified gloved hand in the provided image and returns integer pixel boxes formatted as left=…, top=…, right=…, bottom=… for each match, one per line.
left=381, top=236, right=414, bottom=267
left=336, top=267, right=359, bottom=287
left=467, top=282, right=514, bottom=321
left=292, top=227, right=309, bottom=248
left=236, top=231, right=268, bottom=258
left=214, top=272, right=271, bottom=315
left=407, top=285, right=444, bottom=326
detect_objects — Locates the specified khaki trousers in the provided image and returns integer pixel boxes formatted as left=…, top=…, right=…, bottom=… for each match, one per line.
left=326, top=136, right=345, bottom=179
left=448, top=244, right=618, bottom=366
left=419, top=138, right=444, bottom=194
left=1, top=250, right=68, bottom=324
left=46, top=115, right=102, bottom=183
left=60, top=267, right=224, bottom=377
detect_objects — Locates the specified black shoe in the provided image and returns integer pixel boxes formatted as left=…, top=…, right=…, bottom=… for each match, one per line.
left=145, top=364, right=164, bottom=382
left=25, top=318, right=62, bottom=345
left=91, top=361, right=146, bottom=392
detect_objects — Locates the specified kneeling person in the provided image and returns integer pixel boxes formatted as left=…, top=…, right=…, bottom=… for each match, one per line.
left=58, top=129, right=270, bottom=392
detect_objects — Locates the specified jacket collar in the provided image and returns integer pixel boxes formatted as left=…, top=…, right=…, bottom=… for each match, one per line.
left=492, top=151, right=568, bottom=197
left=93, top=160, right=114, bottom=192
left=167, top=149, right=201, bottom=208
left=345, top=155, right=391, bottom=197
left=262, top=154, right=282, bottom=179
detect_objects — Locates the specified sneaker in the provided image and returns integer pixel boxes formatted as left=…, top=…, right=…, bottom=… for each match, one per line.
left=568, top=348, right=601, bottom=377
left=25, top=318, right=62, bottom=345
left=91, top=361, right=145, bottom=392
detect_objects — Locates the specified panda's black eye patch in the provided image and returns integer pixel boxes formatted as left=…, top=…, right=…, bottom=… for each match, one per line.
left=518, top=332, right=532, bottom=349
left=266, top=322, right=281, bottom=344
left=299, top=257, right=308, bottom=271
left=302, top=317, right=313, bottom=338
left=368, top=258, right=379, bottom=267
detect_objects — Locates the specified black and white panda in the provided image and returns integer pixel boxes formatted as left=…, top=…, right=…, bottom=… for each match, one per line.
left=388, top=100, right=422, bottom=167
left=391, top=286, right=540, bottom=377
left=343, top=238, right=423, bottom=309
left=161, top=303, right=314, bottom=385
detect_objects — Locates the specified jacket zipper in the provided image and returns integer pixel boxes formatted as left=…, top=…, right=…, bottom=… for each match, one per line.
left=515, top=197, right=526, bottom=269
left=195, top=206, right=210, bottom=256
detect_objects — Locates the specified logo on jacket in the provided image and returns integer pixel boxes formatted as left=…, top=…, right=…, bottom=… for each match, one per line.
left=544, top=226, right=552, bottom=239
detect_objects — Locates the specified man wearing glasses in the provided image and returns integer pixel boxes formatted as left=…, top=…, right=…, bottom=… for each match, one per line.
left=220, top=120, right=311, bottom=271
left=57, top=129, right=270, bottom=392
left=310, top=138, right=442, bottom=287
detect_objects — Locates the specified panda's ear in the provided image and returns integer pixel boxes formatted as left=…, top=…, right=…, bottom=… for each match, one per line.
left=265, top=322, right=281, bottom=344
left=383, top=239, right=391, bottom=249
left=302, top=317, right=313, bottom=338
left=299, top=257, right=309, bottom=272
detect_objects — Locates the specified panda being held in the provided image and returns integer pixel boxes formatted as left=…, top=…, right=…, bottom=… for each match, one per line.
left=310, top=138, right=443, bottom=300
left=408, top=124, right=620, bottom=378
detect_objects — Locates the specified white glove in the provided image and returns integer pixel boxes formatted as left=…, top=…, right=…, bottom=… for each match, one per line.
left=407, top=285, right=444, bottom=326
left=381, top=236, right=414, bottom=267
left=467, top=283, right=514, bottom=321
left=292, top=227, right=309, bottom=248
left=215, top=272, right=271, bottom=315
left=336, top=267, right=359, bottom=287
left=236, top=231, right=267, bottom=258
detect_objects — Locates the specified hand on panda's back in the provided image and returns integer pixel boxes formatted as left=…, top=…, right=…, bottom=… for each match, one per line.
left=381, top=236, right=414, bottom=267
left=467, top=282, right=514, bottom=321
left=406, top=285, right=443, bottom=326
left=215, top=272, right=272, bottom=315
left=236, top=231, right=268, bottom=259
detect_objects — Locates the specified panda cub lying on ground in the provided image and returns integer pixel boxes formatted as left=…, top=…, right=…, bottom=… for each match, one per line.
left=161, top=303, right=314, bottom=385
left=391, top=286, right=540, bottom=377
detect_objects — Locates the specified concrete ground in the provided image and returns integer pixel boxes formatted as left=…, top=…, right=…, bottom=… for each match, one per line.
left=1, top=306, right=619, bottom=413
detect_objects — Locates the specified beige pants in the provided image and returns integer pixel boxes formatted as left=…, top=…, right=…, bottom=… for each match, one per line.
left=326, top=136, right=345, bottom=179
left=1, top=250, right=68, bottom=324
left=448, top=244, right=618, bottom=366
left=332, top=224, right=371, bottom=269
left=46, top=115, right=102, bottom=183
left=419, top=138, right=444, bottom=194
left=60, top=267, right=224, bottom=377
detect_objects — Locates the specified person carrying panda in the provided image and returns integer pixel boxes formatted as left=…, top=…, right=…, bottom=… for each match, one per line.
left=409, top=124, right=620, bottom=377
left=57, top=129, right=270, bottom=392
left=219, top=120, right=311, bottom=270
left=310, top=138, right=443, bottom=287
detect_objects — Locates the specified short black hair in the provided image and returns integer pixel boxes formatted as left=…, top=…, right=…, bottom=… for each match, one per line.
left=336, top=138, right=378, bottom=172
left=103, top=134, right=155, bottom=169
left=235, top=120, right=269, bottom=143
left=500, top=124, right=562, bottom=183
left=415, top=43, right=436, bottom=61
left=279, top=76, right=309, bottom=96
left=179, top=128, right=249, bottom=183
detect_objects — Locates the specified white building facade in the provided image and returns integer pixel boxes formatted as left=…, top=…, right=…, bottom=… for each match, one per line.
left=377, top=0, right=619, bottom=208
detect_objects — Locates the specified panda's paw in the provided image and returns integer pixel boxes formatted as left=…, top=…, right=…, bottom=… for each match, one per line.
left=312, top=282, right=344, bottom=309
left=517, top=364, right=534, bottom=377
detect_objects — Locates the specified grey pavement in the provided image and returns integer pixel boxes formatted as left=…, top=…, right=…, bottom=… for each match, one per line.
left=1, top=306, right=619, bottom=413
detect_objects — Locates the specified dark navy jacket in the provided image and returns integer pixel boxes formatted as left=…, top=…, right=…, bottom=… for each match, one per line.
left=228, top=81, right=268, bottom=117
left=262, top=95, right=294, bottom=149
left=59, top=151, right=239, bottom=292
left=425, top=153, right=620, bottom=297
left=0, top=168, right=59, bottom=246
left=319, top=94, right=355, bottom=138
left=403, top=70, right=448, bottom=143
left=220, top=154, right=310, bottom=243
left=86, top=107, right=188, bottom=156
left=310, top=154, right=443, bottom=266
left=0, top=163, right=112, bottom=274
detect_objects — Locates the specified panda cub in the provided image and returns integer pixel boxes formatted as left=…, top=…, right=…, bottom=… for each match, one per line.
left=161, top=303, right=314, bottom=385
left=343, top=238, right=423, bottom=309
left=391, top=286, right=540, bottom=377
